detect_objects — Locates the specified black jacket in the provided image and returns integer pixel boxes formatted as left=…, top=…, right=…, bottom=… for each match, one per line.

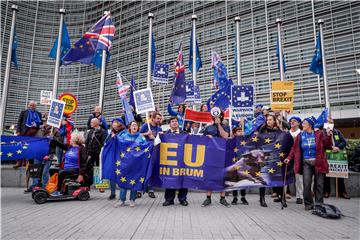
left=16, top=109, right=42, bottom=135
left=333, top=128, right=346, bottom=150
left=85, top=128, right=106, bottom=154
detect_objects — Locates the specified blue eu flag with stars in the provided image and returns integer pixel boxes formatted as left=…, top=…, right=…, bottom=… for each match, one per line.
left=207, top=79, right=234, bottom=110
left=49, top=21, right=71, bottom=65
left=11, top=28, right=18, bottom=68
left=101, top=136, right=154, bottom=191
left=276, top=38, right=286, bottom=72
left=231, top=85, right=254, bottom=108
left=188, top=29, right=202, bottom=72
left=309, top=32, right=323, bottom=77
left=62, top=11, right=115, bottom=69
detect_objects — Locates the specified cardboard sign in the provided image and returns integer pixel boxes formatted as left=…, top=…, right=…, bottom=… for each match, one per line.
left=47, top=99, right=65, bottom=128
left=326, top=150, right=348, bottom=178
left=58, top=93, right=78, bottom=115
left=93, top=166, right=109, bottom=189
left=134, top=88, right=155, bottom=114
left=40, top=90, right=52, bottom=105
left=271, top=81, right=294, bottom=111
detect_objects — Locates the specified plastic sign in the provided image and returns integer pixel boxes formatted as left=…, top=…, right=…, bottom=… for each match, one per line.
left=58, top=93, right=78, bottom=115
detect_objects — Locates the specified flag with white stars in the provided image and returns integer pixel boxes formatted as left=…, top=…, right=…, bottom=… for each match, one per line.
left=0, top=136, right=50, bottom=161
left=133, top=88, right=155, bottom=114
left=153, top=63, right=169, bottom=84
left=194, top=85, right=201, bottom=104
left=231, top=85, right=254, bottom=108
left=185, top=81, right=195, bottom=103
left=101, top=136, right=153, bottom=191
left=206, top=79, right=233, bottom=110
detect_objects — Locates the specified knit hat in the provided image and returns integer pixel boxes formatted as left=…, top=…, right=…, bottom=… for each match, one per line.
left=289, top=116, right=302, bottom=123
left=112, top=117, right=124, bottom=125
left=255, top=104, right=263, bottom=109
left=303, top=116, right=316, bottom=128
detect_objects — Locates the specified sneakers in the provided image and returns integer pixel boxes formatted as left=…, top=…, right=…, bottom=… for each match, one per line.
left=260, top=197, right=267, bottom=207
left=50, top=191, right=61, bottom=197
left=114, top=200, right=125, bottom=208
left=148, top=191, right=156, bottom=198
left=241, top=197, right=249, bottom=205
left=24, top=188, right=33, bottom=194
left=129, top=200, right=135, bottom=208
left=273, top=197, right=282, bottom=202
left=296, top=198, right=303, bottom=204
left=108, top=194, right=116, bottom=200
left=162, top=201, right=174, bottom=206
left=231, top=198, right=238, bottom=205
left=220, top=198, right=230, bottom=207
left=201, top=198, right=211, bottom=207
left=180, top=200, right=188, bottom=206
left=137, top=192, right=142, bottom=198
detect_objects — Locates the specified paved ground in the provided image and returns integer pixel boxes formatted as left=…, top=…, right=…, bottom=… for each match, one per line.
left=1, top=187, right=359, bottom=240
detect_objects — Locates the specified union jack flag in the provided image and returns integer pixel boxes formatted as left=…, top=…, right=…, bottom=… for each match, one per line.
left=85, top=11, right=115, bottom=50
left=116, top=71, right=130, bottom=98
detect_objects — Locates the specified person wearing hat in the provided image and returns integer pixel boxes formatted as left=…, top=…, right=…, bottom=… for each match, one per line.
left=288, top=116, right=303, bottom=204
left=284, top=117, right=333, bottom=211
left=106, top=118, right=127, bottom=200
left=254, top=104, right=263, bottom=118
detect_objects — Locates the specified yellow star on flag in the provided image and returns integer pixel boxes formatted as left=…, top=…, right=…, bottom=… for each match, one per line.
left=126, top=147, right=131, bottom=152
left=79, top=45, right=83, bottom=48
left=252, top=136, right=259, bottom=142
left=16, top=150, right=22, bottom=154
left=233, top=147, right=239, bottom=153
left=274, top=143, right=282, bottom=149
left=130, top=180, right=136, bottom=185
left=120, top=153, right=125, bottom=158
left=10, top=140, right=16, bottom=144
left=242, top=170, right=250, bottom=175
left=115, top=169, right=121, bottom=175
left=276, top=161, right=284, bottom=167
left=264, top=138, right=272, bottom=143
left=144, top=148, right=149, bottom=153
left=139, top=177, right=145, bottom=183
left=22, top=146, right=28, bottom=149
left=279, top=152, right=285, bottom=158
left=116, top=160, right=121, bottom=166
left=240, top=140, right=247, bottom=146
left=232, top=157, right=237, bottom=162
left=255, top=171, right=262, bottom=177
left=86, top=41, right=90, bottom=45
left=7, top=152, right=13, bottom=157
left=134, top=146, right=141, bottom=151
left=234, top=165, right=240, bottom=170
left=120, top=177, right=126, bottom=183
left=268, top=168, right=276, bottom=174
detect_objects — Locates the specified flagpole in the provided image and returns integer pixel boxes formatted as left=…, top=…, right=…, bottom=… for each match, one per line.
left=0, top=4, right=18, bottom=134
left=52, top=8, right=66, bottom=100
left=99, top=49, right=107, bottom=110
left=276, top=18, right=285, bottom=81
left=146, top=13, right=154, bottom=129
left=234, top=16, right=242, bottom=135
left=192, top=14, right=197, bottom=111
left=318, top=19, right=331, bottom=116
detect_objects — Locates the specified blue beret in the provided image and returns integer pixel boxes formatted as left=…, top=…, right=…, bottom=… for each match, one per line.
left=255, top=104, right=263, bottom=108
left=303, top=117, right=315, bottom=128
left=112, top=117, right=124, bottom=125
left=289, top=116, right=301, bottom=123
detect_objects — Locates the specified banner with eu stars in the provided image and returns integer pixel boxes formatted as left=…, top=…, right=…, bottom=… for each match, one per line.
left=153, top=63, right=169, bottom=85
left=101, top=136, right=154, bottom=191
left=0, top=136, right=50, bottom=161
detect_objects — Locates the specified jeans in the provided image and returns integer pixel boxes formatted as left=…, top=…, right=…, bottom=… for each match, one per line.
left=56, top=147, right=64, bottom=164
left=110, top=180, right=116, bottom=195
left=120, top=188, right=137, bottom=201
left=295, top=174, right=304, bottom=199
left=303, top=162, right=325, bottom=206
left=41, top=160, right=52, bottom=186
left=29, top=158, right=42, bottom=189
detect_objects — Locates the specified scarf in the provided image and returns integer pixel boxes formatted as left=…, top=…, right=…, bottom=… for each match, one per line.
left=25, top=109, right=42, bottom=128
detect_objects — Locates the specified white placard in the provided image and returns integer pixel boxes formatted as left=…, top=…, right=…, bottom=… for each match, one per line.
left=47, top=99, right=65, bottom=128
left=40, top=90, right=52, bottom=105
left=133, top=88, right=155, bottom=114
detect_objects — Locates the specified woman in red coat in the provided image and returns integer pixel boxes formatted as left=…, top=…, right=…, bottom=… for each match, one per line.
left=284, top=117, right=332, bottom=210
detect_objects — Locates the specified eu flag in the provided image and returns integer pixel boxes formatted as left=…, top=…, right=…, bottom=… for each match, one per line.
left=101, top=136, right=154, bottom=191
left=49, top=21, right=71, bottom=65
left=62, top=11, right=115, bottom=69
left=309, top=32, right=323, bottom=77
left=188, top=29, right=202, bottom=72
left=121, top=97, right=135, bottom=126
left=207, top=79, right=234, bottom=110
left=11, top=28, right=18, bottom=68
left=315, top=108, right=328, bottom=129
left=129, top=75, right=137, bottom=111
left=276, top=38, right=286, bottom=72
left=212, top=51, right=229, bottom=89
left=170, top=42, right=186, bottom=104
left=0, top=136, right=50, bottom=161
left=151, top=33, right=156, bottom=73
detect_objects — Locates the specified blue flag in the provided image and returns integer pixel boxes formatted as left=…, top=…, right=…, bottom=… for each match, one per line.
left=101, top=136, right=153, bottom=191
left=309, top=32, right=323, bottom=77
left=49, top=21, right=71, bottom=65
left=62, top=12, right=115, bottom=69
left=212, top=51, right=229, bottom=89
left=11, top=28, right=18, bottom=68
left=188, top=29, right=202, bottom=72
left=0, top=136, right=50, bottom=161
left=170, top=42, right=186, bottom=104
left=121, top=97, right=135, bottom=126
left=276, top=38, right=286, bottom=72
left=315, top=108, right=328, bottom=129
left=129, top=75, right=137, bottom=111
left=207, top=79, right=234, bottom=110
left=151, top=33, right=156, bottom=73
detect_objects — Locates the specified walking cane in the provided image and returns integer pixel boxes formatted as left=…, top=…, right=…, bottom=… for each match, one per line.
left=281, top=163, right=288, bottom=210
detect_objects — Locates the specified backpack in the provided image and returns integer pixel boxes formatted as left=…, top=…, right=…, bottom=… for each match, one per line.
left=312, top=204, right=342, bottom=219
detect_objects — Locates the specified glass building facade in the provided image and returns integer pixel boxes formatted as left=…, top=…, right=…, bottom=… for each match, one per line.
left=1, top=0, right=359, bottom=130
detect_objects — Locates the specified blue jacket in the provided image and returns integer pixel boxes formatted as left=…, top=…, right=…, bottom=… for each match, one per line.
left=167, top=104, right=184, bottom=129
left=118, top=130, right=146, bottom=144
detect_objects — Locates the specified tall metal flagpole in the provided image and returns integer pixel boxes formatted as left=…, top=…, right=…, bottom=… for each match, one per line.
left=99, top=11, right=109, bottom=111
left=191, top=15, right=197, bottom=110
left=0, top=4, right=18, bottom=134
left=234, top=16, right=243, bottom=135
left=318, top=19, right=331, bottom=116
left=276, top=18, right=285, bottom=81
left=146, top=13, right=154, bottom=129
left=52, top=8, right=66, bottom=100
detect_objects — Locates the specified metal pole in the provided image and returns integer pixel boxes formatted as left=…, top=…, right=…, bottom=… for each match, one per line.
left=147, top=13, right=154, bottom=89
left=99, top=49, right=107, bottom=111
left=276, top=18, right=285, bottom=81
left=311, top=0, right=322, bottom=105
left=235, top=17, right=241, bottom=85
left=192, top=14, right=197, bottom=110
left=318, top=19, right=331, bottom=116
left=0, top=5, right=18, bottom=134
left=52, top=8, right=66, bottom=100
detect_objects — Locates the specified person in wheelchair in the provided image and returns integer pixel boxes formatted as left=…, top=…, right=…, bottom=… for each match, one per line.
left=51, top=132, right=89, bottom=196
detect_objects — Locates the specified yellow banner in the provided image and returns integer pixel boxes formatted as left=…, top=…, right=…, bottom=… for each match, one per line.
left=271, top=81, right=294, bottom=111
